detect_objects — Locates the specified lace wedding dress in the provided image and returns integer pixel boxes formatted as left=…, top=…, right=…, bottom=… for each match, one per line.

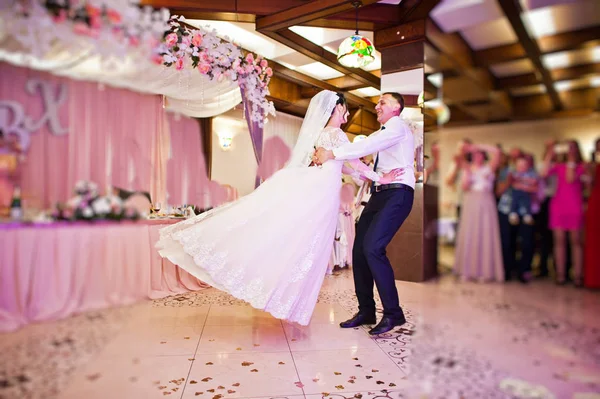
left=157, top=125, right=376, bottom=325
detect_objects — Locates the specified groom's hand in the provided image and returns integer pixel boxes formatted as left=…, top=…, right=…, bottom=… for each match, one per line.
left=315, top=147, right=334, bottom=165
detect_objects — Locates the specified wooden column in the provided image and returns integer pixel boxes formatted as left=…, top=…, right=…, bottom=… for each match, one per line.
left=374, top=19, right=438, bottom=282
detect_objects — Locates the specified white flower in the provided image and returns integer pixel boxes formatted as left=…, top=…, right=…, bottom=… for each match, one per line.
left=82, top=207, right=94, bottom=218
left=67, top=195, right=83, bottom=209
left=92, top=197, right=112, bottom=215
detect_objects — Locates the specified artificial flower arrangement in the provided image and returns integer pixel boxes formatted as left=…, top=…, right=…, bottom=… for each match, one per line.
left=5, top=2, right=275, bottom=125
left=155, top=16, right=275, bottom=125
left=6, top=0, right=169, bottom=58
left=53, top=181, right=139, bottom=221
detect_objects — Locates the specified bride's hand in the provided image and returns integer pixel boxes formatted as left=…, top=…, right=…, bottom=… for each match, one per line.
left=379, top=168, right=405, bottom=184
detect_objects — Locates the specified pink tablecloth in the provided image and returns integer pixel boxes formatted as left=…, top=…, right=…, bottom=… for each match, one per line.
left=0, top=220, right=208, bottom=332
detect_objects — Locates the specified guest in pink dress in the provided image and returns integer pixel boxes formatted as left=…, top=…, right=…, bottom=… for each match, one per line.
left=541, top=140, right=587, bottom=286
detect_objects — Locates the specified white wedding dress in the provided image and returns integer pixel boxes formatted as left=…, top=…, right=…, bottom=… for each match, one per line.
left=157, top=124, right=376, bottom=325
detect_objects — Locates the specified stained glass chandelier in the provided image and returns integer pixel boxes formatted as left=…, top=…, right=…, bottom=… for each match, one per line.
left=337, top=1, right=376, bottom=69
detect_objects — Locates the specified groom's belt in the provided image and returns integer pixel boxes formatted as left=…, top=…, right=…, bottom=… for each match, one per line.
left=373, top=183, right=414, bottom=193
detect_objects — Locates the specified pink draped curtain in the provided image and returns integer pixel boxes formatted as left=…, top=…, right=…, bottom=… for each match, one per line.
left=166, top=114, right=211, bottom=207
left=66, top=80, right=170, bottom=204
left=0, top=63, right=224, bottom=209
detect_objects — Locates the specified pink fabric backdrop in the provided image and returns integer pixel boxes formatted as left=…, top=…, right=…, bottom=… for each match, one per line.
left=0, top=63, right=69, bottom=209
left=65, top=79, right=170, bottom=205
left=0, top=63, right=228, bottom=209
left=258, top=136, right=291, bottom=182
left=166, top=114, right=210, bottom=207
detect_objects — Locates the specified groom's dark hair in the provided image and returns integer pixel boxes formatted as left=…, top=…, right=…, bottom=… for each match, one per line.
left=383, top=92, right=405, bottom=114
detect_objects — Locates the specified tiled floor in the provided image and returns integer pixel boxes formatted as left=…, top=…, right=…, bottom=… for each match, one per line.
left=1, top=269, right=600, bottom=399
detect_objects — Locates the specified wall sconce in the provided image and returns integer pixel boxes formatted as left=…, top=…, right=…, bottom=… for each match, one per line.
left=217, top=131, right=234, bottom=150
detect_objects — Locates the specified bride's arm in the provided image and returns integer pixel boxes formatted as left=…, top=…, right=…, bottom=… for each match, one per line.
left=347, top=158, right=404, bottom=184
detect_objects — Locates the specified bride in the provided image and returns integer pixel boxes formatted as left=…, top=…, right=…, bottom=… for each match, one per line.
left=156, top=90, right=403, bottom=325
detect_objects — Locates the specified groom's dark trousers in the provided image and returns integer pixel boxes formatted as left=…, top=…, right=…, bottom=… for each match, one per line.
left=352, top=185, right=414, bottom=319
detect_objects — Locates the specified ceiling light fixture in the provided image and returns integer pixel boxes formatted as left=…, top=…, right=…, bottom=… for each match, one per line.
left=337, top=1, right=376, bottom=69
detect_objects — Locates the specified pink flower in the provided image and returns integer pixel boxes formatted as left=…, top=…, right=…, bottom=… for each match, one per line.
left=198, top=63, right=211, bottom=74
left=236, top=66, right=245, bottom=75
left=106, top=9, right=122, bottom=24
left=192, top=33, right=203, bottom=47
left=265, top=67, right=273, bottom=77
left=129, top=36, right=140, bottom=47
left=86, top=4, right=101, bottom=17
left=245, top=53, right=254, bottom=63
left=175, top=58, right=184, bottom=70
left=254, top=65, right=261, bottom=73
left=232, top=59, right=240, bottom=69
left=165, top=33, right=178, bottom=47
left=53, top=9, right=67, bottom=23
left=73, top=22, right=90, bottom=36
left=181, top=35, right=191, bottom=47
left=260, top=59, right=268, bottom=68
left=90, top=15, right=102, bottom=29
left=149, top=37, right=160, bottom=49
left=151, top=54, right=163, bottom=65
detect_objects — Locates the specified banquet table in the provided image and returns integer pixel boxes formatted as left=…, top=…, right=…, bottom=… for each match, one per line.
left=0, top=219, right=208, bottom=332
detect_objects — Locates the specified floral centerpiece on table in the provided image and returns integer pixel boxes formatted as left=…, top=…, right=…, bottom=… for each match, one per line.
left=53, top=181, right=139, bottom=221
left=155, top=16, right=275, bottom=125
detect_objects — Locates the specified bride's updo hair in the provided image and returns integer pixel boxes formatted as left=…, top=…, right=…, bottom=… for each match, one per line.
left=334, top=92, right=347, bottom=113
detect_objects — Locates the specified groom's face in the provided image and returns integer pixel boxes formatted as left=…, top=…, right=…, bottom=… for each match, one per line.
left=375, top=94, right=400, bottom=124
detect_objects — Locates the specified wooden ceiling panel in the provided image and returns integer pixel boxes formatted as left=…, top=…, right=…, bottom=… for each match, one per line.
left=444, top=76, right=491, bottom=103
left=512, top=94, right=554, bottom=118
left=559, top=87, right=600, bottom=110
left=497, top=0, right=562, bottom=110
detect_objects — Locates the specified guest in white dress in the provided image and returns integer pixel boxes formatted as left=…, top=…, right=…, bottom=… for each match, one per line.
left=156, top=90, right=403, bottom=325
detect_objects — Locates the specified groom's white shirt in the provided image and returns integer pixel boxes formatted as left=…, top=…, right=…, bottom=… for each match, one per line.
left=333, top=115, right=415, bottom=189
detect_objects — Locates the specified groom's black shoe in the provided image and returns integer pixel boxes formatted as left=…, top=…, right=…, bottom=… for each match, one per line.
left=368, top=315, right=406, bottom=335
left=339, top=313, right=377, bottom=328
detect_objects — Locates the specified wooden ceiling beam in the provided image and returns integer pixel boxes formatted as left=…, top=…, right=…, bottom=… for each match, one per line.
left=498, top=0, right=562, bottom=111
left=498, top=72, right=540, bottom=89
left=474, top=26, right=600, bottom=67
left=395, top=0, right=441, bottom=24
left=426, top=19, right=508, bottom=121
left=171, top=11, right=256, bottom=23
left=263, top=29, right=380, bottom=88
left=375, top=19, right=426, bottom=50
left=498, top=62, right=600, bottom=89
left=140, top=0, right=307, bottom=15
left=270, top=61, right=376, bottom=113
left=325, top=76, right=369, bottom=91
left=551, top=62, right=600, bottom=82
left=255, top=0, right=380, bottom=32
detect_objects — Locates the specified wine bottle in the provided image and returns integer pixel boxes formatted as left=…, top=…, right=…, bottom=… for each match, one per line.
left=10, top=186, right=23, bottom=221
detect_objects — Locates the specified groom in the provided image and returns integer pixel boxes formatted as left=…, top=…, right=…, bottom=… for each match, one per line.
left=314, top=92, right=414, bottom=335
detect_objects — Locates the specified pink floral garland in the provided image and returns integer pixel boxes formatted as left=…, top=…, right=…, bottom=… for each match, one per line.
left=7, top=3, right=275, bottom=123
left=155, top=16, right=275, bottom=123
